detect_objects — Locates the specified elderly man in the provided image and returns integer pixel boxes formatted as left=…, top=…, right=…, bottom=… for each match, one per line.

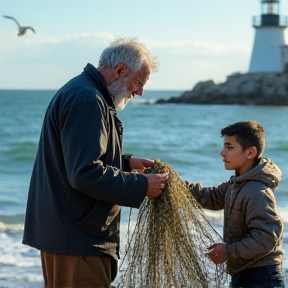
left=23, top=37, right=168, bottom=288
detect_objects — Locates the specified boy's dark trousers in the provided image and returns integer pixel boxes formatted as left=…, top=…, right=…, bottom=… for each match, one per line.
left=229, top=264, right=285, bottom=288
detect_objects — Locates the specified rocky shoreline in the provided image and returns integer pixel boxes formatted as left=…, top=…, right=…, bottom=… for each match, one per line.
left=157, top=72, right=288, bottom=105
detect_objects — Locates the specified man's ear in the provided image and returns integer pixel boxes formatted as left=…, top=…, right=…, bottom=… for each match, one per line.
left=246, top=146, right=257, bottom=159
left=114, top=63, right=126, bottom=80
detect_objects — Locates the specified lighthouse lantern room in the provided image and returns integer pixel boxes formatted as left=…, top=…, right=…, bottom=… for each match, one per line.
left=248, top=0, right=288, bottom=73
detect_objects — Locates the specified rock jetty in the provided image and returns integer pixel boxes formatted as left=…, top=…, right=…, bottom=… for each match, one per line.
left=157, top=72, right=288, bottom=105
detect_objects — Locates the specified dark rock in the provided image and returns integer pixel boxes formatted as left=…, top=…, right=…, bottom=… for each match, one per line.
left=156, top=72, right=288, bottom=105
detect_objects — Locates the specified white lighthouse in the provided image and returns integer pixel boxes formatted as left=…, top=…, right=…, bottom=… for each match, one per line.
left=249, top=0, right=288, bottom=73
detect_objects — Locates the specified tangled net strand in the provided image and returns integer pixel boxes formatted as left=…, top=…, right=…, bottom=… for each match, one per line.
left=118, top=160, right=227, bottom=288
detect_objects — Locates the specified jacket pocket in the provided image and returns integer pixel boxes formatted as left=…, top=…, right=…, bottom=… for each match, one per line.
left=227, top=208, right=246, bottom=240
left=74, top=201, right=121, bottom=234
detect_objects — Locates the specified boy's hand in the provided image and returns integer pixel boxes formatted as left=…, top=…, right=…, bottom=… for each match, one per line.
left=206, top=243, right=227, bottom=264
left=186, top=181, right=196, bottom=188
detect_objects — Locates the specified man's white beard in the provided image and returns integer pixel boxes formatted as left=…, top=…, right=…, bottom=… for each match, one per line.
left=107, top=79, right=132, bottom=110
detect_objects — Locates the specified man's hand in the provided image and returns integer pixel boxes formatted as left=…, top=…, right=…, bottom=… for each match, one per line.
left=206, top=243, right=227, bottom=264
left=130, top=158, right=169, bottom=198
left=130, top=158, right=155, bottom=173
left=143, top=173, right=169, bottom=198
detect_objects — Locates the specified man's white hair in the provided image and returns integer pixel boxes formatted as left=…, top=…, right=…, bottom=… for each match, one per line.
left=98, top=37, right=159, bottom=72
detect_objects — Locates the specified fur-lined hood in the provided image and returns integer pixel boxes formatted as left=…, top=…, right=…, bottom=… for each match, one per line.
left=231, top=158, right=282, bottom=189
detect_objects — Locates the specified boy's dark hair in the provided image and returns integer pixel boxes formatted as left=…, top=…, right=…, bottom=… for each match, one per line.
left=221, top=121, right=265, bottom=158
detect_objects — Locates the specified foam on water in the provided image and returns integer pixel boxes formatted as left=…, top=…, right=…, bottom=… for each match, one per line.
left=0, top=223, right=42, bottom=286
left=0, top=205, right=287, bottom=286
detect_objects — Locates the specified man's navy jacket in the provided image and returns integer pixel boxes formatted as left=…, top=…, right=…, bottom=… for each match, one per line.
left=22, top=63, right=147, bottom=260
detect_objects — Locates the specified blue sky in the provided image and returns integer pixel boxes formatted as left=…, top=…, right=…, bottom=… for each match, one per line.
left=1, top=0, right=288, bottom=90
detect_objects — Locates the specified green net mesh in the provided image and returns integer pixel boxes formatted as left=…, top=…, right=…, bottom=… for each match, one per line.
left=117, top=160, right=228, bottom=288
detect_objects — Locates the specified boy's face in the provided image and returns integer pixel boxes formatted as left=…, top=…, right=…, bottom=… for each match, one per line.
left=220, top=135, right=254, bottom=176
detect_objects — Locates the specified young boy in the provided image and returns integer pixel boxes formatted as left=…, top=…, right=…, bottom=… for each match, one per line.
left=189, top=121, right=285, bottom=288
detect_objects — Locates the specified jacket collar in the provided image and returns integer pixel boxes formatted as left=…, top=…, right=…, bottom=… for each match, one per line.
left=83, top=63, right=115, bottom=108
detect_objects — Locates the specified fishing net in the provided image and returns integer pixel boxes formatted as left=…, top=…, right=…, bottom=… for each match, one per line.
left=117, top=160, right=228, bottom=288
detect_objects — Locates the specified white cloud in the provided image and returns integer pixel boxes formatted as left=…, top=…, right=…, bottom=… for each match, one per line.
left=0, top=31, right=251, bottom=89
left=0, top=30, right=114, bottom=47
left=146, top=39, right=249, bottom=57
left=0, top=30, right=249, bottom=58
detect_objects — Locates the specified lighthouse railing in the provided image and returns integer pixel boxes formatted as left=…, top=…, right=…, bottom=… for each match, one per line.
left=252, top=15, right=288, bottom=27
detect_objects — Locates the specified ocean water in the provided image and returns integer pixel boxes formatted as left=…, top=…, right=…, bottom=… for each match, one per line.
left=0, top=89, right=287, bottom=287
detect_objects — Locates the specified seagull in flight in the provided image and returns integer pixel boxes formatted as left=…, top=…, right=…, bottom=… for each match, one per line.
left=3, top=15, right=35, bottom=36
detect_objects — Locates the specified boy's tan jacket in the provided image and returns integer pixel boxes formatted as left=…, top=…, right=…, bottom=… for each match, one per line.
left=190, top=158, right=283, bottom=275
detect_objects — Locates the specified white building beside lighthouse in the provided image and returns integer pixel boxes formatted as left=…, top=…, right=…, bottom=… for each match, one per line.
left=249, top=0, right=288, bottom=73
